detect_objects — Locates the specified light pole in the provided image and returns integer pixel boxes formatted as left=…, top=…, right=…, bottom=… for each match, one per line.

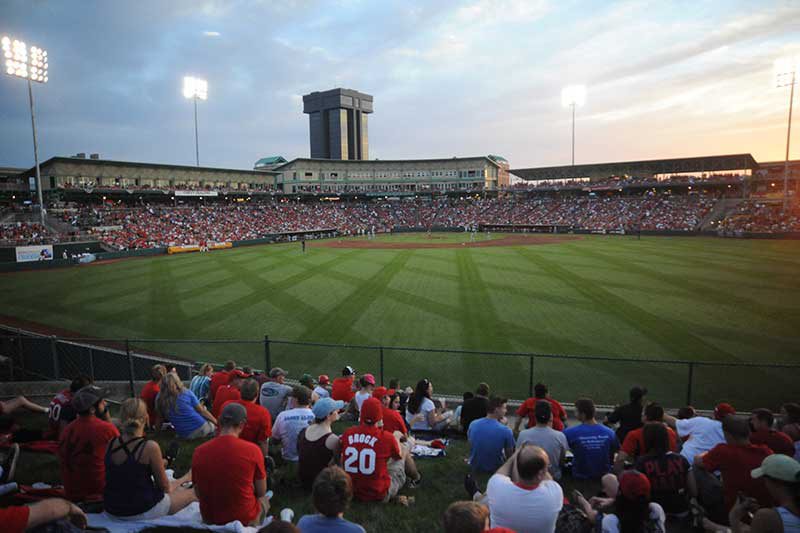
left=183, top=76, right=207, bottom=167
left=2, top=36, right=48, bottom=226
left=775, top=57, right=798, bottom=211
left=561, top=85, right=586, bottom=166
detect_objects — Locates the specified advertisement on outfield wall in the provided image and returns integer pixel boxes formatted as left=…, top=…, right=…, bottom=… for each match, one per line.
left=16, top=245, right=54, bottom=262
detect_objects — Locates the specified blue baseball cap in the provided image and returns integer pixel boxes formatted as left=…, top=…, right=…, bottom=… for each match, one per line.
left=312, top=397, right=344, bottom=419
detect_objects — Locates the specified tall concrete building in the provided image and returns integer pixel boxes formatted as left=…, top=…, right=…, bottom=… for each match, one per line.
left=303, top=88, right=373, bottom=160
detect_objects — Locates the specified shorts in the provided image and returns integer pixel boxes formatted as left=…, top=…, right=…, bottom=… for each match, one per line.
left=185, top=421, right=216, bottom=439
left=383, top=458, right=407, bottom=502
left=109, top=494, right=171, bottom=521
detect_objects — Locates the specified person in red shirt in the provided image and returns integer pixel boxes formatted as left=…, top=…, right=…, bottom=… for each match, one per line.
left=212, top=369, right=248, bottom=418
left=373, top=387, right=405, bottom=435
left=514, top=382, right=567, bottom=433
left=750, top=409, right=796, bottom=456
left=615, top=402, right=678, bottom=472
left=192, top=402, right=269, bottom=526
left=208, top=360, right=236, bottom=404
left=140, top=364, right=166, bottom=429
left=340, top=397, right=403, bottom=502
left=221, top=378, right=272, bottom=457
left=3, top=498, right=87, bottom=533
left=57, top=385, right=120, bottom=503
left=331, top=366, right=357, bottom=404
left=45, top=374, right=92, bottom=440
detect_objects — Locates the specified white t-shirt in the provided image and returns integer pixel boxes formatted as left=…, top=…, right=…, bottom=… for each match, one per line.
left=272, top=407, right=315, bottom=462
left=487, top=475, right=563, bottom=533
left=675, top=417, right=724, bottom=462
left=354, top=391, right=371, bottom=412
left=601, top=503, right=665, bottom=533
left=405, top=397, right=435, bottom=430
left=313, top=386, right=330, bottom=399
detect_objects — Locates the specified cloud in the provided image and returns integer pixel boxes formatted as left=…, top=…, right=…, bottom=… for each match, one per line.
left=203, top=31, right=221, bottom=37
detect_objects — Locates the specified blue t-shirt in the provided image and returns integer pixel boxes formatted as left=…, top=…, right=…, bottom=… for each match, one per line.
left=189, top=375, right=211, bottom=401
left=563, top=423, right=618, bottom=479
left=167, top=390, right=206, bottom=438
left=297, top=514, right=366, bottom=533
left=467, top=417, right=515, bottom=473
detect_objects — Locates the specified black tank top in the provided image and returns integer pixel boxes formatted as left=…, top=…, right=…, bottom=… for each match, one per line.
left=297, top=427, right=334, bottom=490
left=104, top=437, right=164, bottom=517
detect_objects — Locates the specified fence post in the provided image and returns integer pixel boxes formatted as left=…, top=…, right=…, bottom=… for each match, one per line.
left=379, top=347, right=385, bottom=386
left=686, top=362, right=695, bottom=406
left=88, top=347, right=95, bottom=381
left=528, top=355, right=535, bottom=398
left=50, top=336, right=60, bottom=380
left=126, top=339, right=136, bottom=398
left=264, top=335, right=271, bottom=372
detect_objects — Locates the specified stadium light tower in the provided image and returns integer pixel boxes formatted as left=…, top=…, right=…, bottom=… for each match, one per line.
left=2, top=35, right=48, bottom=226
left=561, top=84, right=586, bottom=166
left=775, top=57, right=798, bottom=211
left=183, top=76, right=208, bottom=167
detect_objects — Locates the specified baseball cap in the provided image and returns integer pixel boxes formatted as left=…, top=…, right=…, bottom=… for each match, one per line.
left=714, top=402, right=736, bottom=419
left=363, top=373, right=376, bottom=386
left=219, top=402, right=247, bottom=426
left=751, top=454, right=800, bottom=482
left=269, top=367, right=288, bottom=378
left=619, top=471, right=651, bottom=500
left=299, top=373, right=316, bottom=387
left=373, top=386, right=388, bottom=400
left=312, top=397, right=345, bottom=419
left=342, top=365, right=355, bottom=376
left=230, top=369, right=250, bottom=379
left=72, top=385, right=109, bottom=413
left=318, top=374, right=330, bottom=385
left=360, top=397, right=383, bottom=425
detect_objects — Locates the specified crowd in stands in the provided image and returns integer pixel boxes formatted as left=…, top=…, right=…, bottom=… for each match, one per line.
left=508, top=174, right=747, bottom=192
left=1, top=362, right=799, bottom=533
left=0, top=223, right=53, bottom=245
left=718, top=201, right=800, bottom=233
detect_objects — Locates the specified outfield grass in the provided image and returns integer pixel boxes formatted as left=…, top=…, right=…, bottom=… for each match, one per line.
left=2, top=234, right=799, bottom=409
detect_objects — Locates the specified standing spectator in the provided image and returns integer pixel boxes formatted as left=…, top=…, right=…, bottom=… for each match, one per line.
left=635, top=422, right=695, bottom=517
left=564, top=398, right=619, bottom=480
left=58, top=385, right=120, bottom=503
left=156, top=373, right=217, bottom=439
left=314, top=375, right=331, bottom=399
left=664, top=402, right=733, bottom=463
left=212, top=369, right=248, bottom=418
left=260, top=367, right=293, bottom=421
left=46, top=374, right=92, bottom=440
left=729, top=454, right=800, bottom=533
left=515, top=382, right=567, bottom=433
left=140, top=364, right=166, bottom=429
left=189, top=364, right=213, bottom=404
left=468, top=397, right=515, bottom=473
left=208, top=360, right=236, bottom=404
left=222, top=378, right=272, bottom=458
left=298, top=397, right=344, bottom=490
left=374, top=388, right=406, bottom=436
left=750, top=408, right=796, bottom=456
left=461, top=383, right=491, bottom=434
left=272, top=386, right=315, bottom=463
left=516, top=400, right=568, bottom=480
left=192, top=403, right=269, bottom=526
left=296, top=466, right=366, bottom=533
left=332, top=366, right=357, bottom=404
left=605, top=386, right=648, bottom=443
left=615, top=402, right=678, bottom=472
left=406, top=379, right=451, bottom=433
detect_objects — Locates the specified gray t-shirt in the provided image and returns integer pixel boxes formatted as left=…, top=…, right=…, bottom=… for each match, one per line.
left=516, top=426, right=569, bottom=480
left=259, top=381, right=293, bottom=420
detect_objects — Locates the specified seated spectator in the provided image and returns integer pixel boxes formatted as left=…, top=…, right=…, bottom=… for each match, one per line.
left=442, top=501, right=489, bottom=533
left=296, top=465, right=366, bottom=533
left=192, top=403, right=269, bottom=526
left=332, top=366, right=357, bottom=404
left=58, top=385, right=120, bottom=503
left=374, top=387, right=406, bottom=436
left=313, top=375, right=331, bottom=399
left=750, top=408, right=796, bottom=456
left=208, top=360, right=235, bottom=404
left=516, top=400, right=568, bottom=480
left=461, top=383, right=490, bottom=434
left=605, top=386, right=647, bottom=443
left=46, top=374, right=92, bottom=440
left=212, top=369, right=248, bottom=418
left=260, top=367, right=293, bottom=421
left=299, top=373, right=316, bottom=390
left=635, top=422, right=695, bottom=516
left=272, top=386, right=315, bottom=463
left=573, top=470, right=666, bottom=533
left=298, top=397, right=344, bottom=490
left=564, top=398, right=619, bottom=480
left=729, top=454, right=800, bottom=533
left=664, top=402, right=733, bottom=463
left=615, top=402, right=678, bottom=472
left=189, top=364, right=213, bottom=404
left=104, top=398, right=196, bottom=520
left=779, top=403, right=800, bottom=460
left=2, top=498, right=87, bottom=533
left=140, top=364, right=166, bottom=429
left=454, top=392, right=474, bottom=432
left=222, top=378, right=272, bottom=457
left=157, top=373, right=217, bottom=439
left=405, top=379, right=451, bottom=433
left=353, top=374, right=376, bottom=413
left=515, top=382, right=567, bottom=433
left=468, top=396, right=515, bottom=473
left=0, top=395, right=49, bottom=417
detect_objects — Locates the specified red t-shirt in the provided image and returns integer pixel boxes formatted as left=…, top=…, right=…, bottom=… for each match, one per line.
left=46, top=389, right=73, bottom=439
left=1, top=505, right=30, bottom=533
left=332, top=377, right=355, bottom=403
left=702, top=443, right=773, bottom=511
left=750, top=429, right=795, bottom=456
left=381, top=407, right=407, bottom=435
left=208, top=371, right=230, bottom=402
left=58, top=415, right=120, bottom=502
left=212, top=385, right=241, bottom=418
left=222, top=399, right=272, bottom=444
left=192, top=435, right=267, bottom=525
left=340, top=424, right=401, bottom=501
left=140, top=381, right=160, bottom=426
left=517, top=397, right=567, bottom=431
left=621, top=425, right=679, bottom=457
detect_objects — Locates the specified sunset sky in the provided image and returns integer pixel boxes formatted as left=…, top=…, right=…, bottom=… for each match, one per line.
left=1, top=0, right=798, bottom=170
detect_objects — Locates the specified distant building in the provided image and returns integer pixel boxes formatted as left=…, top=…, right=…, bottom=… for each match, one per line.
left=303, top=88, right=373, bottom=160
left=254, top=156, right=288, bottom=171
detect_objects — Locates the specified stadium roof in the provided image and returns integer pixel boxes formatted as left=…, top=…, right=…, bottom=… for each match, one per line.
left=254, top=156, right=288, bottom=167
left=21, top=156, right=280, bottom=177
left=510, top=153, right=759, bottom=181
left=273, top=155, right=504, bottom=170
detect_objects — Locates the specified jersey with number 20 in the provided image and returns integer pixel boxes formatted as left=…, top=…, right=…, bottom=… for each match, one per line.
left=340, top=424, right=401, bottom=501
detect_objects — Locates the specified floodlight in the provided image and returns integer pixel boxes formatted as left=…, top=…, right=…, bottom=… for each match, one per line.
left=562, top=84, right=586, bottom=107
left=775, top=57, right=799, bottom=88
left=0, top=35, right=48, bottom=83
left=773, top=56, right=798, bottom=211
left=183, top=76, right=208, bottom=100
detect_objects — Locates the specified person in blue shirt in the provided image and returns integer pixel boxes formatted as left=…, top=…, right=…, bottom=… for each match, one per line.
left=296, top=465, right=365, bottom=533
left=564, top=398, right=619, bottom=479
left=467, top=396, right=515, bottom=473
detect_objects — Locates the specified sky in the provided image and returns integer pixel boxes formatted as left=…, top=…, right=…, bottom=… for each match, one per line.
left=0, top=0, right=798, bottom=171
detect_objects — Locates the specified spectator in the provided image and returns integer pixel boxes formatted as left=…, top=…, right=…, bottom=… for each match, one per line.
left=406, top=379, right=451, bottom=433
left=354, top=374, right=376, bottom=413
left=635, top=422, right=695, bottom=516
left=189, top=364, right=213, bottom=404
left=454, top=392, right=474, bottom=432
left=208, top=360, right=236, bottom=404
left=2, top=498, right=87, bottom=533
left=374, top=387, right=406, bottom=436
left=140, top=364, right=166, bottom=429
left=564, top=398, right=619, bottom=480
left=516, top=400, right=568, bottom=480
left=573, top=470, right=666, bottom=533
left=664, top=402, right=733, bottom=463
left=468, top=396, right=515, bottom=473
left=299, top=373, right=316, bottom=391
left=156, top=373, right=217, bottom=439
left=260, top=367, right=293, bottom=421
left=606, top=386, right=648, bottom=443
left=332, top=366, right=357, bottom=404
left=515, top=382, right=567, bottom=433
left=615, top=402, right=678, bottom=472
left=0, top=395, right=49, bottom=417
left=461, top=383, right=491, bottom=433
left=104, top=398, right=196, bottom=520
left=192, top=403, right=269, bottom=526
left=314, top=375, right=331, bottom=399
left=779, top=403, right=800, bottom=461
left=58, top=385, right=120, bottom=503
left=298, top=397, right=344, bottom=490
left=272, top=386, right=315, bottom=463
left=442, top=501, right=490, bottom=533
left=296, top=466, right=366, bottom=533
left=750, top=408, right=796, bottom=456
left=46, top=374, right=92, bottom=440
left=261, top=520, right=300, bottom=533
left=729, top=454, right=800, bottom=533
left=212, top=369, right=248, bottom=418
left=222, top=378, right=272, bottom=458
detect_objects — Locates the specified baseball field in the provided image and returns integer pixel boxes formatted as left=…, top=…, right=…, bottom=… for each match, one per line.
left=2, top=233, right=799, bottom=409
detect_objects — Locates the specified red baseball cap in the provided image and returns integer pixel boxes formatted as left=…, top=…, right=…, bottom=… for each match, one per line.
left=363, top=373, right=376, bottom=386
left=619, top=471, right=651, bottom=500
left=360, top=397, right=383, bottom=425
left=318, top=374, right=330, bottom=385
left=714, top=403, right=736, bottom=419
left=373, top=386, right=388, bottom=400
left=230, top=369, right=250, bottom=379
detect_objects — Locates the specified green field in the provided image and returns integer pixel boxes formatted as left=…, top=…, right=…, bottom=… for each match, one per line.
left=2, top=233, right=799, bottom=409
